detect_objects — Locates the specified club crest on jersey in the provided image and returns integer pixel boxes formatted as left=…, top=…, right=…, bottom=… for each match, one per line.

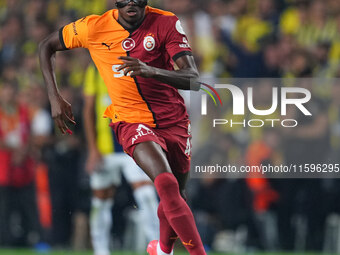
left=131, top=124, right=155, bottom=144
left=143, top=34, right=155, bottom=51
left=122, top=38, right=136, bottom=51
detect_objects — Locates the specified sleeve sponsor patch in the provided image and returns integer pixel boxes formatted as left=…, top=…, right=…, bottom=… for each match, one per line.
left=175, top=20, right=186, bottom=35
left=72, top=22, right=78, bottom=35
left=179, top=37, right=190, bottom=48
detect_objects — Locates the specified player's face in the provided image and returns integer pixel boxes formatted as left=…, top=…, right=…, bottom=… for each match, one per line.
left=115, top=0, right=147, bottom=25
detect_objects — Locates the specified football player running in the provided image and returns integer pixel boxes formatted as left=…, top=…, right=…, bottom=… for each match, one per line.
left=39, top=0, right=205, bottom=254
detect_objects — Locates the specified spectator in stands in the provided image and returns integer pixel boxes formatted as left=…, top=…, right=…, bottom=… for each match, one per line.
left=0, top=79, right=41, bottom=247
left=245, top=128, right=281, bottom=251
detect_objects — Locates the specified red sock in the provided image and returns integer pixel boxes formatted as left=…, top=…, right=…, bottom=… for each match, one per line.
left=157, top=201, right=177, bottom=253
left=154, top=173, right=206, bottom=255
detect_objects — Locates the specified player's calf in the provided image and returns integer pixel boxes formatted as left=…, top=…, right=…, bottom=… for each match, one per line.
left=154, top=172, right=206, bottom=255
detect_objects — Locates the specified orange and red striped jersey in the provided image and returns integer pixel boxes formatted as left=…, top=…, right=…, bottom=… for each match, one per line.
left=60, top=6, right=192, bottom=128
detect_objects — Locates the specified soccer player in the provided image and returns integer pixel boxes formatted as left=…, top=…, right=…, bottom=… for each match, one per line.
left=39, top=0, right=206, bottom=254
left=83, top=63, right=159, bottom=255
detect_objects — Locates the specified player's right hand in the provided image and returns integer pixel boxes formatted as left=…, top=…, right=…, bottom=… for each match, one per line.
left=50, top=95, right=76, bottom=134
left=85, top=149, right=103, bottom=174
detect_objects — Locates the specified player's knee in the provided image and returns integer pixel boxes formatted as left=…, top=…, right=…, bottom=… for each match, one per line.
left=154, top=173, right=182, bottom=210
left=155, top=173, right=179, bottom=197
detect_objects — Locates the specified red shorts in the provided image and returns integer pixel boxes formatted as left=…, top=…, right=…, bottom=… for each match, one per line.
left=110, top=120, right=192, bottom=174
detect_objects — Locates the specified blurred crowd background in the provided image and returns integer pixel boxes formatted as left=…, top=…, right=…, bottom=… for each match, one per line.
left=1, top=0, right=340, bottom=253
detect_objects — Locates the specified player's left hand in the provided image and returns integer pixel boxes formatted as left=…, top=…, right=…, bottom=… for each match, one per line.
left=118, top=56, right=156, bottom=78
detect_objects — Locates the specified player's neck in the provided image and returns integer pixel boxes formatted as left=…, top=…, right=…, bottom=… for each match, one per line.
left=117, top=12, right=146, bottom=33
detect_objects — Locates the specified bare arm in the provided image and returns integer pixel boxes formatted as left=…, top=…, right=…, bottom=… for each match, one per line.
left=38, top=31, right=76, bottom=134
left=117, top=55, right=200, bottom=90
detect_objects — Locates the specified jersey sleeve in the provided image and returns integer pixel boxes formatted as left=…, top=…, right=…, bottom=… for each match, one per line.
left=60, top=16, right=92, bottom=49
left=164, top=16, right=192, bottom=61
left=83, top=64, right=97, bottom=96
